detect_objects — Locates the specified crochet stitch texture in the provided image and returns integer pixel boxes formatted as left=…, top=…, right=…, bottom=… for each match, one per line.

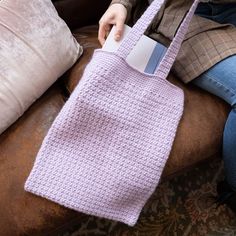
left=24, top=0, right=200, bottom=226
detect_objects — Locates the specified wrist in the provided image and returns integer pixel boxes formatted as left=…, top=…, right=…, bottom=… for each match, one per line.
left=109, top=0, right=132, bottom=23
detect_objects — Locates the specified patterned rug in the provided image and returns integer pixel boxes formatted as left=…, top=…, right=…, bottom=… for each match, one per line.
left=61, top=156, right=236, bottom=236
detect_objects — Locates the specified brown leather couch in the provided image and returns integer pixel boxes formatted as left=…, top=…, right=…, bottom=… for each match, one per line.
left=0, top=0, right=230, bottom=235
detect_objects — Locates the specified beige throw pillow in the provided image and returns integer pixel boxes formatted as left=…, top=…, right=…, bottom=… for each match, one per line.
left=0, top=0, right=83, bottom=134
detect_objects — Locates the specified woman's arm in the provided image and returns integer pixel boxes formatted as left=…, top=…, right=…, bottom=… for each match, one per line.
left=98, top=0, right=138, bottom=45
left=110, top=0, right=138, bottom=22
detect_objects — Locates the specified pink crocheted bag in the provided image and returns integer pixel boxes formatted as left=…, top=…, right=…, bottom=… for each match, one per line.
left=24, top=0, right=199, bottom=226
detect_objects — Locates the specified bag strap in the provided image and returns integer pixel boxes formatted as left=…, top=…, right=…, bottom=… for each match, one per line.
left=116, top=0, right=200, bottom=79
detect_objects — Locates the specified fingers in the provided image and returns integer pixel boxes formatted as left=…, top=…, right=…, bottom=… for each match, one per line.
left=98, top=16, right=125, bottom=46
left=98, top=4, right=127, bottom=46
left=114, top=17, right=125, bottom=41
left=98, top=21, right=111, bottom=46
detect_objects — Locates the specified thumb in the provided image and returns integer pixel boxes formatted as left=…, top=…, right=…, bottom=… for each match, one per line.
left=114, top=18, right=125, bottom=41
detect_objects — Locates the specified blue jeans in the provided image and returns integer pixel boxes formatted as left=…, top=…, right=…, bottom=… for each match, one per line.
left=192, top=3, right=236, bottom=190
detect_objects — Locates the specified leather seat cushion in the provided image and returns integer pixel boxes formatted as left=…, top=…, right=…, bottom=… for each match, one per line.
left=0, top=84, right=82, bottom=235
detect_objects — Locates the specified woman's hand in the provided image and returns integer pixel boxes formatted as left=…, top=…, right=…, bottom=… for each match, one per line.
left=98, top=3, right=127, bottom=46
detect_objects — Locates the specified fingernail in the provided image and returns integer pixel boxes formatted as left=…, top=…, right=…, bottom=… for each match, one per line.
left=115, top=34, right=120, bottom=41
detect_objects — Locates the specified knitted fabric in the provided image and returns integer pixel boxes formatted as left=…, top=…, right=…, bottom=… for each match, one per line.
left=24, top=0, right=199, bottom=226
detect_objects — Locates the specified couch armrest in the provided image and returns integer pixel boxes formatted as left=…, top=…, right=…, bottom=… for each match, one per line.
left=53, top=0, right=111, bottom=30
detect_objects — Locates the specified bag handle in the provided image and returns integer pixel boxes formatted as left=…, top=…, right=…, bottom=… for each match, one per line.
left=116, top=0, right=200, bottom=79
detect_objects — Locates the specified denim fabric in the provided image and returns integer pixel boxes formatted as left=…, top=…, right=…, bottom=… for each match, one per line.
left=195, top=2, right=236, bottom=25
left=192, top=3, right=236, bottom=190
